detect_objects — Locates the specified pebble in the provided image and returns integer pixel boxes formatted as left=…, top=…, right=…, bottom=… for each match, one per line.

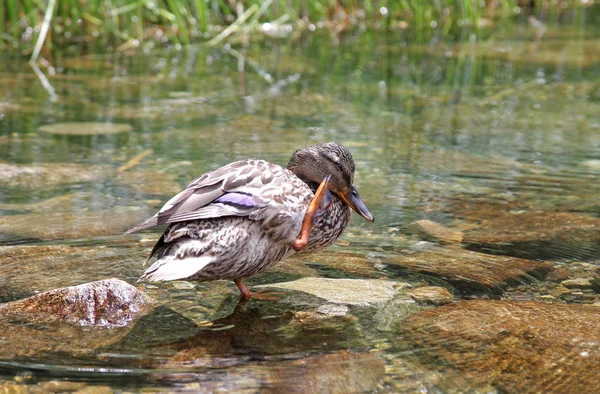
left=561, top=277, right=594, bottom=290
left=39, top=380, right=86, bottom=392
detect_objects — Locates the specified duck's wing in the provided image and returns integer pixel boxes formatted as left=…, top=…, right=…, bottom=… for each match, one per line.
left=125, top=159, right=301, bottom=234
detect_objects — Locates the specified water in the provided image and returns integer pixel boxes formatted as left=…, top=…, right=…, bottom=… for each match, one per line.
left=1, top=15, right=600, bottom=392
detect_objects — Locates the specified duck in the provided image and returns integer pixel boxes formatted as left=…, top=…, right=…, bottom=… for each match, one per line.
left=125, top=142, right=374, bottom=298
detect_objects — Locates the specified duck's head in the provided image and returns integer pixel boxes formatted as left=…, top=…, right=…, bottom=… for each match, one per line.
left=287, top=142, right=374, bottom=222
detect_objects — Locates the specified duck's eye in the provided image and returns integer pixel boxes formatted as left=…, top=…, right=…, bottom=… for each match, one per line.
left=336, top=162, right=343, bottom=171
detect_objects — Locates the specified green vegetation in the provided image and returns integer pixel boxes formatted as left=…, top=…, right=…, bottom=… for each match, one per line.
left=0, top=0, right=592, bottom=57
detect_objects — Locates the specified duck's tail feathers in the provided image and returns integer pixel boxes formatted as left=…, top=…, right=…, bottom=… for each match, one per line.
left=139, top=255, right=213, bottom=282
left=143, top=234, right=166, bottom=266
left=125, top=216, right=159, bottom=235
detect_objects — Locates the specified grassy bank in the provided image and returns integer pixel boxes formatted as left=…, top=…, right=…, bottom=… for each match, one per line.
left=0, top=0, right=593, bottom=58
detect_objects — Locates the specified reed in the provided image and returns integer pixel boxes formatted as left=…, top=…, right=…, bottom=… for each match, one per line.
left=0, top=1, right=588, bottom=56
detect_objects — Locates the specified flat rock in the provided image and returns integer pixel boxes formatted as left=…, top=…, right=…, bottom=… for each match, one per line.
left=403, top=300, right=600, bottom=393
left=0, top=163, right=107, bottom=189
left=463, top=211, right=600, bottom=261
left=387, top=248, right=553, bottom=295
left=406, top=220, right=463, bottom=244
left=408, top=286, right=453, bottom=305
left=0, top=278, right=155, bottom=327
left=258, top=278, right=403, bottom=306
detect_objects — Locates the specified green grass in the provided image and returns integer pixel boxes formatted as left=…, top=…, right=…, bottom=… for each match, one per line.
left=0, top=0, right=592, bottom=57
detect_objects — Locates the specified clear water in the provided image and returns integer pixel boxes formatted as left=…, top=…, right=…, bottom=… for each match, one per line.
left=1, top=13, right=600, bottom=392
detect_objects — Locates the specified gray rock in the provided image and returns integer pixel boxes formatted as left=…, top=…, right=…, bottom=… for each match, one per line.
left=258, top=278, right=405, bottom=306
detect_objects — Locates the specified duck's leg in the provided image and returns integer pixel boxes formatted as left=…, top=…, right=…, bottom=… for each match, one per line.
left=292, top=175, right=331, bottom=251
left=234, top=279, right=252, bottom=299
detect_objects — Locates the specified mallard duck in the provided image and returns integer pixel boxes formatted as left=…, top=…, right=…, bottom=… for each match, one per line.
left=126, top=142, right=374, bottom=298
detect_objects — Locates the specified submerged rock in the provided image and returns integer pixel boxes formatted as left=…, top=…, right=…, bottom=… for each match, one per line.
left=258, top=278, right=405, bottom=306
left=560, top=277, right=596, bottom=290
left=406, top=220, right=463, bottom=244
left=463, top=211, right=600, bottom=261
left=0, top=279, right=155, bottom=360
left=39, top=122, right=132, bottom=135
left=167, top=350, right=385, bottom=393
left=407, top=286, right=453, bottom=305
left=0, top=191, right=118, bottom=214
left=0, top=278, right=155, bottom=327
left=0, top=163, right=107, bottom=189
left=387, top=247, right=553, bottom=295
left=403, top=300, right=600, bottom=393
left=291, top=304, right=350, bottom=325
left=0, top=245, right=142, bottom=298
left=293, top=251, right=379, bottom=277
left=261, top=350, right=385, bottom=394
left=0, top=205, right=146, bottom=240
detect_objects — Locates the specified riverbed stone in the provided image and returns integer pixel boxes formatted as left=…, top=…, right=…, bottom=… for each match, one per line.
left=561, top=277, right=596, bottom=290
left=407, top=286, right=453, bottom=305
left=39, top=380, right=86, bottom=392
left=261, top=350, right=385, bottom=394
left=74, top=386, right=113, bottom=394
left=406, top=220, right=463, bottom=244
left=0, top=205, right=146, bottom=240
left=292, top=250, right=378, bottom=277
left=0, top=278, right=155, bottom=327
left=463, top=211, right=600, bottom=261
left=258, top=278, right=405, bottom=306
left=387, top=247, right=553, bottom=295
left=403, top=300, right=600, bottom=393
left=0, top=279, right=155, bottom=360
left=0, top=191, right=118, bottom=214
left=0, top=245, right=143, bottom=299
left=0, top=163, right=108, bottom=189
left=170, top=350, right=385, bottom=393
left=292, top=304, right=350, bottom=324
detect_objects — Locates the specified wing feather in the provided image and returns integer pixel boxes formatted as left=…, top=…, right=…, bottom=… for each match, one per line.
left=125, top=159, right=294, bottom=233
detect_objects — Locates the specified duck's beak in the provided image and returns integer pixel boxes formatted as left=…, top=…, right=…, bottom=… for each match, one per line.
left=337, top=185, right=374, bottom=222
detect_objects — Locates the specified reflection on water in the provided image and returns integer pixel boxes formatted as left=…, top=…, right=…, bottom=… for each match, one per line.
left=1, top=12, right=600, bottom=392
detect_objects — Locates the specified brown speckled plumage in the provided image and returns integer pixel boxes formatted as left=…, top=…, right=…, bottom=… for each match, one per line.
left=126, top=142, right=373, bottom=295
